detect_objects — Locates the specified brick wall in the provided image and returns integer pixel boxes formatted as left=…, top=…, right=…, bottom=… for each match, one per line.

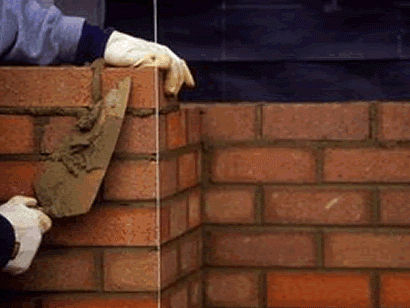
left=1, top=66, right=410, bottom=308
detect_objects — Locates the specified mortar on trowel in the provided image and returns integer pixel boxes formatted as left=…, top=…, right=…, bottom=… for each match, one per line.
left=34, top=60, right=131, bottom=217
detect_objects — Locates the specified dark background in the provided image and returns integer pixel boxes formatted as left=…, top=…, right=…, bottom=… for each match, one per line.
left=106, top=1, right=410, bottom=102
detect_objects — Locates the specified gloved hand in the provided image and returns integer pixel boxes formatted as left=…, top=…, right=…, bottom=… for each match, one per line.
left=0, top=196, right=52, bottom=275
left=104, top=30, right=195, bottom=96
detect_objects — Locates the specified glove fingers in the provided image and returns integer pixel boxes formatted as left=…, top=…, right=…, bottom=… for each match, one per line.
left=9, top=196, right=37, bottom=208
left=181, top=60, right=196, bottom=88
left=165, top=61, right=184, bottom=96
left=31, top=209, right=52, bottom=234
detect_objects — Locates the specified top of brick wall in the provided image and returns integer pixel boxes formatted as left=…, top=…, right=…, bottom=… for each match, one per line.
left=0, top=66, right=173, bottom=109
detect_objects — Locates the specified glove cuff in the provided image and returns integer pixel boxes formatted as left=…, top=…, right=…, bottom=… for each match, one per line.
left=0, top=214, right=16, bottom=270
left=74, top=21, right=115, bottom=65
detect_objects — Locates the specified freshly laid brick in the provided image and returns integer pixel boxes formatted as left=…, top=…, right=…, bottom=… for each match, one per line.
left=380, top=273, right=410, bottom=308
left=104, top=249, right=159, bottom=291
left=379, top=103, right=410, bottom=140
left=206, top=270, right=259, bottom=307
left=188, top=189, right=201, bottom=229
left=44, top=206, right=157, bottom=246
left=103, top=67, right=169, bottom=108
left=167, top=110, right=187, bottom=149
left=161, top=243, right=179, bottom=287
left=263, top=103, right=369, bottom=140
left=264, top=188, right=371, bottom=224
left=0, top=67, right=92, bottom=107
left=41, top=116, right=77, bottom=153
left=380, top=189, right=410, bottom=224
left=0, top=161, right=41, bottom=200
left=207, top=230, right=316, bottom=267
left=201, top=105, right=256, bottom=142
left=43, top=295, right=158, bottom=308
left=324, top=149, right=410, bottom=182
left=212, top=147, right=316, bottom=183
left=267, top=272, right=371, bottom=308
left=204, top=186, right=255, bottom=223
left=115, top=115, right=165, bottom=154
left=0, top=115, right=35, bottom=154
left=178, top=151, right=198, bottom=190
left=180, top=230, right=203, bottom=275
left=0, top=249, right=98, bottom=291
left=325, top=232, right=410, bottom=268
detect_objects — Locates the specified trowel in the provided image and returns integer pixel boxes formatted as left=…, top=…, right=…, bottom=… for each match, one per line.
left=34, top=76, right=131, bottom=218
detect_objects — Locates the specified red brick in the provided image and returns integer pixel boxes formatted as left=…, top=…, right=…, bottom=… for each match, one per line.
left=190, top=277, right=203, bottom=308
left=380, top=273, right=410, bottom=307
left=161, top=243, right=179, bottom=287
left=104, top=160, right=157, bottom=200
left=0, top=249, right=98, bottom=291
left=168, top=195, right=188, bottom=239
left=265, top=188, right=371, bottom=224
left=160, top=157, right=178, bottom=197
left=380, top=189, right=410, bottom=224
left=161, top=204, right=171, bottom=243
left=184, top=106, right=201, bottom=144
left=0, top=161, right=41, bottom=200
left=201, top=105, right=256, bottom=142
left=0, top=115, right=35, bottom=154
left=180, top=230, right=202, bottom=275
left=325, top=232, right=410, bottom=268
left=103, top=67, right=170, bottom=108
left=170, top=285, right=189, bottom=308
left=41, top=116, right=77, bottom=153
left=167, top=110, right=187, bottom=149
left=204, top=186, right=255, bottom=223
left=267, top=272, right=371, bottom=308
left=115, top=115, right=165, bottom=154
left=0, top=67, right=92, bottom=107
left=379, top=103, right=410, bottom=140
left=104, top=249, right=159, bottom=291
left=207, top=231, right=316, bottom=267
left=188, top=189, right=201, bottom=229
left=179, top=151, right=198, bottom=190
left=212, top=148, right=316, bottom=183
left=43, top=295, right=158, bottom=308
left=263, top=103, right=369, bottom=140
left=44, top=206, right=157, bottom=246
left=206, top=270, right=259, bottom=307
left=324, top=149, right=410, bottom=182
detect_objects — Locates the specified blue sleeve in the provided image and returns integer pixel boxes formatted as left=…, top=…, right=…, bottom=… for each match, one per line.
left=0, top=0, right=85, bottom=65
left=0, top=215, right=16, bottom=271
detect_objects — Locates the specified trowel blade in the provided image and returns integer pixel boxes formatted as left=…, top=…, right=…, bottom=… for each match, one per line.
left=34, top=77, right=131, bottom=218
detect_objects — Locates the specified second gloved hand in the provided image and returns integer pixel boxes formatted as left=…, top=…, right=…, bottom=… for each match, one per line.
left=103, top=30, right=195, bottom=96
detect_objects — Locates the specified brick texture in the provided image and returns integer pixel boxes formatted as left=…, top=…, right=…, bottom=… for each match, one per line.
left=201, top=105, right=256, bottom=142
left=325, top=232, right=410, bottom=268
left=178, top=151, right=199, bottom=190
left=207, top=230, right=316, bottom=267
left=167, top=110, right=187, bottom=149
left=379, top=103, right=410, bottom=140
left=212, top=147, right=316, bottom=183
left=380, top=189, right=410, bottom=224
left=267, top=272, right=371, bottom=308
left=204, top=186, right=255, bottom=223
left=0, top=115, right=35, bottom=154
left=324, top=149, right=410, bottom=182
left=41, top=116, right=77, bottom=153
left=263, top=103, right=369, bottom=140
left=206, top=270, right=259, bottom=307
left=42, top=295, right=158, bottom=308
left=180, top=230, right=203, bottom=275
left=264, top=188, right=371, bottom=224
left=184, top=107, right=201, bottom=144
left=161, top=243, right=178, bottom=287
left=188, top=189, right=201, bottom=229
left=380, top=273, right=410, bottom=308
left=44, top=206, right=157, bottom=246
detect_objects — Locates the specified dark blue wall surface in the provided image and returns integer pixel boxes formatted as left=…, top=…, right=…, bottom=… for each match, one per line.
left=106, top=1, right=410, bottom=101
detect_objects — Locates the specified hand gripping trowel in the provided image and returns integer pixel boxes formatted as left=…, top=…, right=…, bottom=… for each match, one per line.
left=34, top=61, right=131, bottom=217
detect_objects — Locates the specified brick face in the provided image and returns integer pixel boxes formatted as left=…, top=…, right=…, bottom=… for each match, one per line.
left=267, top=272, right=371, bottom=308
left=206, top=270, right=259, bottom=307
left=212, top=148, right=316, bottom=183
left=264, top=188, right=371, bottom=224
left=204, top=186, right=255, bottom=223
left=207, top=230, right=317, bottom=267
left=0, top=115, right=35, bottom=154
left=201, top=105, right=256, bottom=142
left=324, top=149, right=410, bottom=182
left=178, top=151, right=198, bottom=190
left=380, top=189, right=410, bottom=224
left=380, top=273, right=410, bottom=307
left=379, top=103, right=410, bottom=140
left=325, top=232, right=410, bottom=268
left=41, top=116, right=77, bottom=153
left=263, top=103, right=369, bottom=140
left=42, top=295, right=158, bottom=308
left=167, top=110, right=187, bottom=149
left=44, top=206, right=158, bottom=246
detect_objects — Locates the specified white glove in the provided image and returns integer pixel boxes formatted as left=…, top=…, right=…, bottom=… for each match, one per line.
left=104, top=30, right=195, bottom=96
left=0, top=196, right=52, bottom=275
